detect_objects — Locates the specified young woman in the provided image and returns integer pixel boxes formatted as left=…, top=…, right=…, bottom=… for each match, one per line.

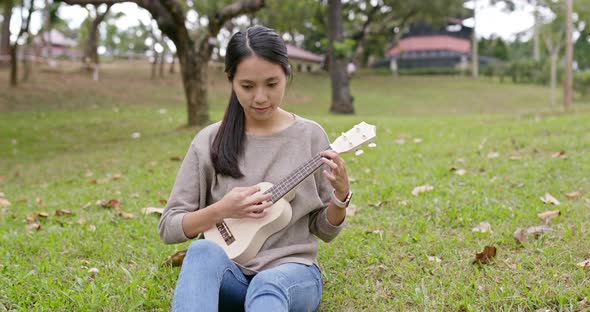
left=158, top=25, right=352, bottom=312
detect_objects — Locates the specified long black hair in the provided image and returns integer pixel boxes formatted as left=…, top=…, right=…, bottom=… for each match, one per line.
left=211, top=26, right=292, bottom=178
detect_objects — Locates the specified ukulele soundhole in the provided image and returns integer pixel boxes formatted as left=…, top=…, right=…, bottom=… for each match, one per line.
left=216, top=221, right=235, bottom=245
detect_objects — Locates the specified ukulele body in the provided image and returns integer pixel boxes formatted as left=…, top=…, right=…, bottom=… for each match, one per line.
left=203, top=182, right=293, bottom=265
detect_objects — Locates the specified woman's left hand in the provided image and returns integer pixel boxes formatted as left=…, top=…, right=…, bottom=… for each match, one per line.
left=320, top=150, right=350, bottom=200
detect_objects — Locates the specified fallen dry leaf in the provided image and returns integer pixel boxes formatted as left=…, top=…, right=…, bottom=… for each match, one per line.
left=159, top=199, right=168, bottom=205
left=427, top=256, right=442, bottom=263
left=510, top=154, right=524, bottom=160
left=413, top=138, right=423, bottom=143
left=111, top=173, right=123, bottom=180
left=170, top=156, right=183, bottom=161
left=472, top=246, right=497, bottom=264
left=472, top=222, right=492, bottom=233
left=56, top=220, right=73, bottom=226
left=537, top=210, right=560, bottom=224
left=142, top=207, right=164, bottom=215
left=513, top=225, right=554, bottom=244
left=346, top=205, right=356, bottom=216
left=487, top=151, right=500, bottom=159
left=26, top=223, right=42, bottom=233
left=394, top=139, right=406, bottom=145
left=412, top=185, right=434, bottom=196
left=0, top=198, right=11, bottom=208
left=118, top=211, right=135, bottom=219
left=540, top=193, right=560, bottom=205
left=77, top=217, right=87, bottom=225
left=38, top=212, right=49, bottom=218
left=551, top=150, right=567, bottom=159
left=163, top=250, right=187, bottom=267
left=565, top=191, right=582, bottom=200
left=455, top=169, right=467, bottom=176
left=23, top=215, right=37, bottom=223
left=88, top=267, right=99, bottom=274
left=577, top=259, right=590, bottom=270
left=55, top=209, right=72, bottom=216
left=368, top=201, right=385, bottom=208
left=98, top=199, right=121, bottom=210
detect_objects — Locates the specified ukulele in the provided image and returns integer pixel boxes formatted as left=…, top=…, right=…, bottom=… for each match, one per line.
left=203, top=121, right=377, bottom=264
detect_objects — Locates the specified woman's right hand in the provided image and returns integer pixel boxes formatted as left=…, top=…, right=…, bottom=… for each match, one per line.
left=216, top=185, right=273, bottom=219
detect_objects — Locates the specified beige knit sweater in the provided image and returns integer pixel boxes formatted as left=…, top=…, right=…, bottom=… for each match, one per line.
left=158, top=115, right=345, bottom=274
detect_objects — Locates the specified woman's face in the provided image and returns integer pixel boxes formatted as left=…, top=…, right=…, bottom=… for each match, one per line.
left=232, top=56, right=288, bottom=124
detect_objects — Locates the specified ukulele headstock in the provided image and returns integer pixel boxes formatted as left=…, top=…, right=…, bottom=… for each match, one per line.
left=330, top=122, right=377, bottom=154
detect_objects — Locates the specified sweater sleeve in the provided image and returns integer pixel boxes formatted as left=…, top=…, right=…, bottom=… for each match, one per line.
left=158, top=143, right=201, bottom=244
left=308, top=124, right=346, bottom=242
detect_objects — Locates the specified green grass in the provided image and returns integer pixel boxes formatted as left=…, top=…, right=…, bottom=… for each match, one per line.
left=1, top=62, right=590, bottom=311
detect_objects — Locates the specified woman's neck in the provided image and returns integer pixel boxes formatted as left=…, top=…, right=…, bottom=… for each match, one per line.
left=245, top=109, right=295, bottom=136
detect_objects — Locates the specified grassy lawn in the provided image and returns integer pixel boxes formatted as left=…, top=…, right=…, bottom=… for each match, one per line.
left=1, top=62, right=590, bottom=311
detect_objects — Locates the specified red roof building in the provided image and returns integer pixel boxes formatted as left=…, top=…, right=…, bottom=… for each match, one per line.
left=286, top=44, right=323, bottom=72
left=387, top=21, right=472, bottom=70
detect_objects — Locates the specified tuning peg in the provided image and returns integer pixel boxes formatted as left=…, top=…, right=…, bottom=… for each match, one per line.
left=355, top=149, right=364, bottom=156
left=368, top=142, right=376, bottom=148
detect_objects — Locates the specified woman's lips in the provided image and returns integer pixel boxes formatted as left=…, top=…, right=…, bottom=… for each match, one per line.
left=253, top=107, right=270, bottom=113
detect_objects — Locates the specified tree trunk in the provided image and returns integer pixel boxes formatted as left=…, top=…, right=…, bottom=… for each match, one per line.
left=472, top=0, right=479, bottom=79
left=151, top=52, right=158, bottom=79
left=177, top=36, right=210, bottom=126
left=327, top=0, right=354, bottom=114
left=84, top=5, right=110, bottom=70
left=533, top=8, right=540, bottom=61
left=9, top=43, right=17, bottom=86
left=22, top=41, right=31, bottom=82
left=0, top=1, right=12, bottom=57
left=169, top=53, right=175, bottom=74
left=44, top=0, right=53, bottom=58
left=159, top=51, right=165, bottom=78
left=550, top=51, right=557, bottom=111
left=564, top=0, right=573, bottom=109
left=353, top=29, right=369, bottom=67
left=85, top=21, right=99, bottom=68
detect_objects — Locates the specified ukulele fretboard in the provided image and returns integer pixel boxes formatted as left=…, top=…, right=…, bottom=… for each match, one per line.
left=264, top=150, right=329, bottom=203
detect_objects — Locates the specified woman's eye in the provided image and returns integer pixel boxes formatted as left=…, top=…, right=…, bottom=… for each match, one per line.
left=268, top=83, right=278, bottom=88
left=242, top=85, right=253, bottom=90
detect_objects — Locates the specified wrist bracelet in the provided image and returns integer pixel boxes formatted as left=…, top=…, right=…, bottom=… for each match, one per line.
left=331, top=190, right=353, bottom=208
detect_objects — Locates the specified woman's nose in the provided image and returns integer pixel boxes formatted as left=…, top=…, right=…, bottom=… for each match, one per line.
left=254, top=88, right=268, bottom=104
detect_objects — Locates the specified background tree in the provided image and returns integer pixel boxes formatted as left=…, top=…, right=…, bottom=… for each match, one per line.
left=564, top=0, right=572, bottom=109
left=9, top=0, right=34, bottom=87
left=1, top=0, right=14, bottom=58
left=575, top=29, right=590, bottom=69
left=80, top=3, right=112, bottom=80
left=328, top=0, right=354, bottom=114
left=63, top=0, right=265, bottom=126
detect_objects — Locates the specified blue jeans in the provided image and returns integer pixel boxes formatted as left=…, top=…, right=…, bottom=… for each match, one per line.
left=172, top=240, right=323, bottom=312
